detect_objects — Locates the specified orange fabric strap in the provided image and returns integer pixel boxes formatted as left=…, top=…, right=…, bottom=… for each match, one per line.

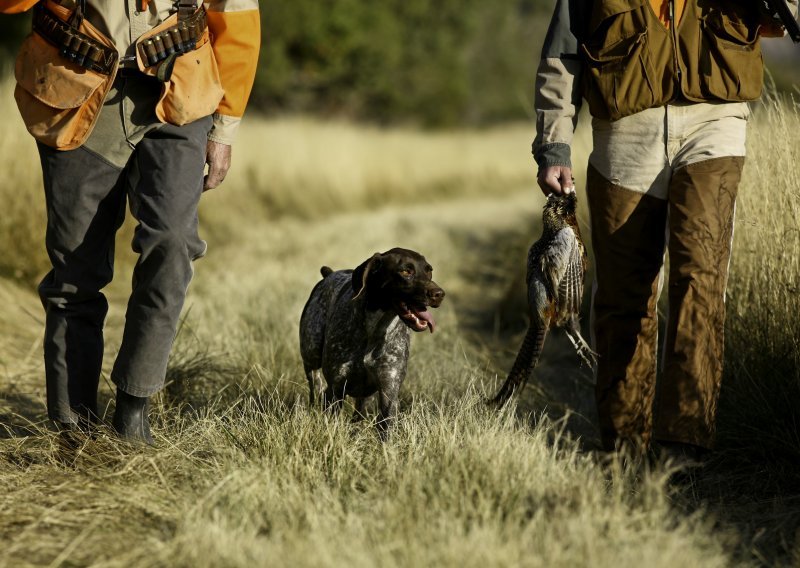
left=0, top=0, right=40, bottom=13
left=650, top=0, right=686, bottom=27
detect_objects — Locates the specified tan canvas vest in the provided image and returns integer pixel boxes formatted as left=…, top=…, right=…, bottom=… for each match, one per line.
left=581, top=0, right=764, bottom=121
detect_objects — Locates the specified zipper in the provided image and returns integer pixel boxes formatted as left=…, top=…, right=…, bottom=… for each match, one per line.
left=669, top=0, right=682, bottom=90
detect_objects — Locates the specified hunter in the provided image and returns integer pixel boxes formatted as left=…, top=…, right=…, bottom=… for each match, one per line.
left=533, top=0, right=797, bottom=458
left=0, top=0, right=260, bottom=443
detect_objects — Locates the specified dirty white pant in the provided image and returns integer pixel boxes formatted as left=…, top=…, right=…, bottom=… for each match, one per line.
left=589, top=101, right=749, bottom=199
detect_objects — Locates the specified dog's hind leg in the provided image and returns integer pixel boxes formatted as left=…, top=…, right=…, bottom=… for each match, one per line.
left=305, top=365, right=325, bottom=407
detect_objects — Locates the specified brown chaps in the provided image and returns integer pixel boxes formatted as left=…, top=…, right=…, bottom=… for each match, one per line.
left=587, top=157, right=743, bottom=451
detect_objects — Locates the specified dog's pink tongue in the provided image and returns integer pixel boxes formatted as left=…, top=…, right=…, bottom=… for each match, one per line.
left=416, top=309, right=436, bottom=333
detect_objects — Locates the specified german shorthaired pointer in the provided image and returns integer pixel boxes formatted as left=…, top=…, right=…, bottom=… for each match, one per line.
left=299, top=248, right=445, bottom=436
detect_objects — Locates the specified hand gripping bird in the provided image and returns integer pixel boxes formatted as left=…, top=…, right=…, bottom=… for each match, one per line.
left=490, top=192, right=596, bottom=406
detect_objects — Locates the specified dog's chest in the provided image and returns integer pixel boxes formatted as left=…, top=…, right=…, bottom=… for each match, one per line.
left=323, top=309, right=410, bottom=391
left=364, top=313, right=410, bottom=372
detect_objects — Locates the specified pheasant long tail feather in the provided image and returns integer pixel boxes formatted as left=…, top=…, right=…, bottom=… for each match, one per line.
left=489, top=322, right=548, bottom=406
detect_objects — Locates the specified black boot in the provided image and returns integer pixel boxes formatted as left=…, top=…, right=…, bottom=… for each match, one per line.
left=112, top=389, right=154, bottom=445
left=51, top=402, right=99, bottom=455
left=53, top=420, right=85, bottom=457
left=52, top=403, right=98, bottom=434
left=73, top=402, right=100, bottom=433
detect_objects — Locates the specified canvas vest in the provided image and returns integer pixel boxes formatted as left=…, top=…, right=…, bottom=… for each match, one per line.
left=580, top=0, right=764, bottom=121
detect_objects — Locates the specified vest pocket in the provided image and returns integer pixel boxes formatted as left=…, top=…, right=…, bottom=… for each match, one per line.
left=154, top=38, right=224, bottom=126
left=700, top=11, right=763, bottom=101
left=14, top=22, right=115, bottom=150
left=135, top=10, right=224, bottom=127
left=582, top=30, right=657, bottom=121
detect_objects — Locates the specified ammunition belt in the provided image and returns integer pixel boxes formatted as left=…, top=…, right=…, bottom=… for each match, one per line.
left=137, top=7, right=207, bottom=68
left=32, top=4, right=118, bottom=75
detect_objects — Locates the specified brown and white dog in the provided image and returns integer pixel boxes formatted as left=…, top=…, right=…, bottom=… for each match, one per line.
left=299, top=248, right=445, bottom=437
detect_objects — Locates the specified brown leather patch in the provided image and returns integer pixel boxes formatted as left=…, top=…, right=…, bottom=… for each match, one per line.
left=654, top=156, right=744, bottom=449
left=587, top=163, right=668, bottom=450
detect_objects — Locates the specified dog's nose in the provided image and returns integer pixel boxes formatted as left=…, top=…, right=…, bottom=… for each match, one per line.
left=428, top=287, right=445, bottom=305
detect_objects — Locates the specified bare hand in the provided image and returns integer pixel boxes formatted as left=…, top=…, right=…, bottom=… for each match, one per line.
left=537, top=165, right=575, bottom=196
left=204, top=141, right=232, bottom=191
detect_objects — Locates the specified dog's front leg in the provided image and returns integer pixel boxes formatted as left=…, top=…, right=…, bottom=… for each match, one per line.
left=323, top=384, right=345, bottom=415
left=374, top=359, right=407, bottom=440
left=376, top=383, right=399, bottom=440
left=365, top=326, right=409, bottom=439
left=351, top=397, right=370, bottom=423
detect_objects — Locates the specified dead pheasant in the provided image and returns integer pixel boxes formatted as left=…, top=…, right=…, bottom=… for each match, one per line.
left=490, top=192, right=596, bottom=406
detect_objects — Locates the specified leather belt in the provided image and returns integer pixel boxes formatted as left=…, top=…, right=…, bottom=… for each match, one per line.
left=32, top=3, right=118, bottom=75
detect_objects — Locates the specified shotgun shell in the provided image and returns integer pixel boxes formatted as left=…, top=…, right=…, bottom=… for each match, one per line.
left=143, top=39, right=158, bottom=66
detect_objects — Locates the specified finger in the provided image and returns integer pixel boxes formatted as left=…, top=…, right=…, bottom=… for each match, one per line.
left=538, top=171, right=562, bottom=196
left=207, top=159, right=231, bottom=190
left=203, top=164, right=225, bottom=191
left=204, top=172, right=224, bottom=191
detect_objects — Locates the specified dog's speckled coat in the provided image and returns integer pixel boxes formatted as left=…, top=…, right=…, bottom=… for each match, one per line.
left=299, top=248, right=444, bottom=436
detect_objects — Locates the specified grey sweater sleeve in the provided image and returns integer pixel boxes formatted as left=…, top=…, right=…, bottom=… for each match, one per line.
left=532, top=0, right=586, bottom=170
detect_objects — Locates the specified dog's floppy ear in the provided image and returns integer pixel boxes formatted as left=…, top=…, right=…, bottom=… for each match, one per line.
left=352, top=253, right=382, bottom=300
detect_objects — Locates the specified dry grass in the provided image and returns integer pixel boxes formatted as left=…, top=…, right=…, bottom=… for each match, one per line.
left=687, top=92, right=800, bottom=566
left=3, top=190, right=732, bottom=568
left=228, top=117, right=536, bottom=217
left=0, top=77, right=799, bottom=566
left=0, top=89, right=46, bottom=282
left=722, top=90, right=800, bottom=455
left=0, top=394, right=733, bottom=568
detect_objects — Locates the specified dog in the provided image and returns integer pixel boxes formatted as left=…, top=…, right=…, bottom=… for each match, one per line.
left=299, top=248, right=445, bottom=437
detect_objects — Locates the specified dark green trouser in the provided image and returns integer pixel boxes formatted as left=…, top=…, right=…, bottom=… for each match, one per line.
left=587, top=157, right=743, bottom=451
left=37, top=114, right=211, bottom=424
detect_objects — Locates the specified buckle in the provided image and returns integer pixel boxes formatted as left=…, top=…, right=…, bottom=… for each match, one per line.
left=175, top=0, right=196, bottom=19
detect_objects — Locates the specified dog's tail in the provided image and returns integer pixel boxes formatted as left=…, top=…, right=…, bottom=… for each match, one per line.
left=320, top=266, right=334, bottom=278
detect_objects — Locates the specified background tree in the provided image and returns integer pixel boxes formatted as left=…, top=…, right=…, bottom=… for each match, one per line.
left=2, top=2, right=796, bottom=125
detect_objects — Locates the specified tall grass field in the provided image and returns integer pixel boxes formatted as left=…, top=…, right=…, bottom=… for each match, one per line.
left=1, top=80, right=799, bottom=567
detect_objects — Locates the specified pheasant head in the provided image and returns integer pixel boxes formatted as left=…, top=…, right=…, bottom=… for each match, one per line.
left=542, top=192, right=578, bottom=234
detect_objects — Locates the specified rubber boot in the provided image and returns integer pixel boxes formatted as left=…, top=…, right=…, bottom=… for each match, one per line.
left=52, top=402, right=98, bottom=433
left=73, top=401, right=99, bottom=432
left=51, top=401, right=99, bottom=459
left=112, top=389, right=154, bottom=445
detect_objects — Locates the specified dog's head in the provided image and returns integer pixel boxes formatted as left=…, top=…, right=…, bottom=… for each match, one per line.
left=352, top=248, right=445, bottom=333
